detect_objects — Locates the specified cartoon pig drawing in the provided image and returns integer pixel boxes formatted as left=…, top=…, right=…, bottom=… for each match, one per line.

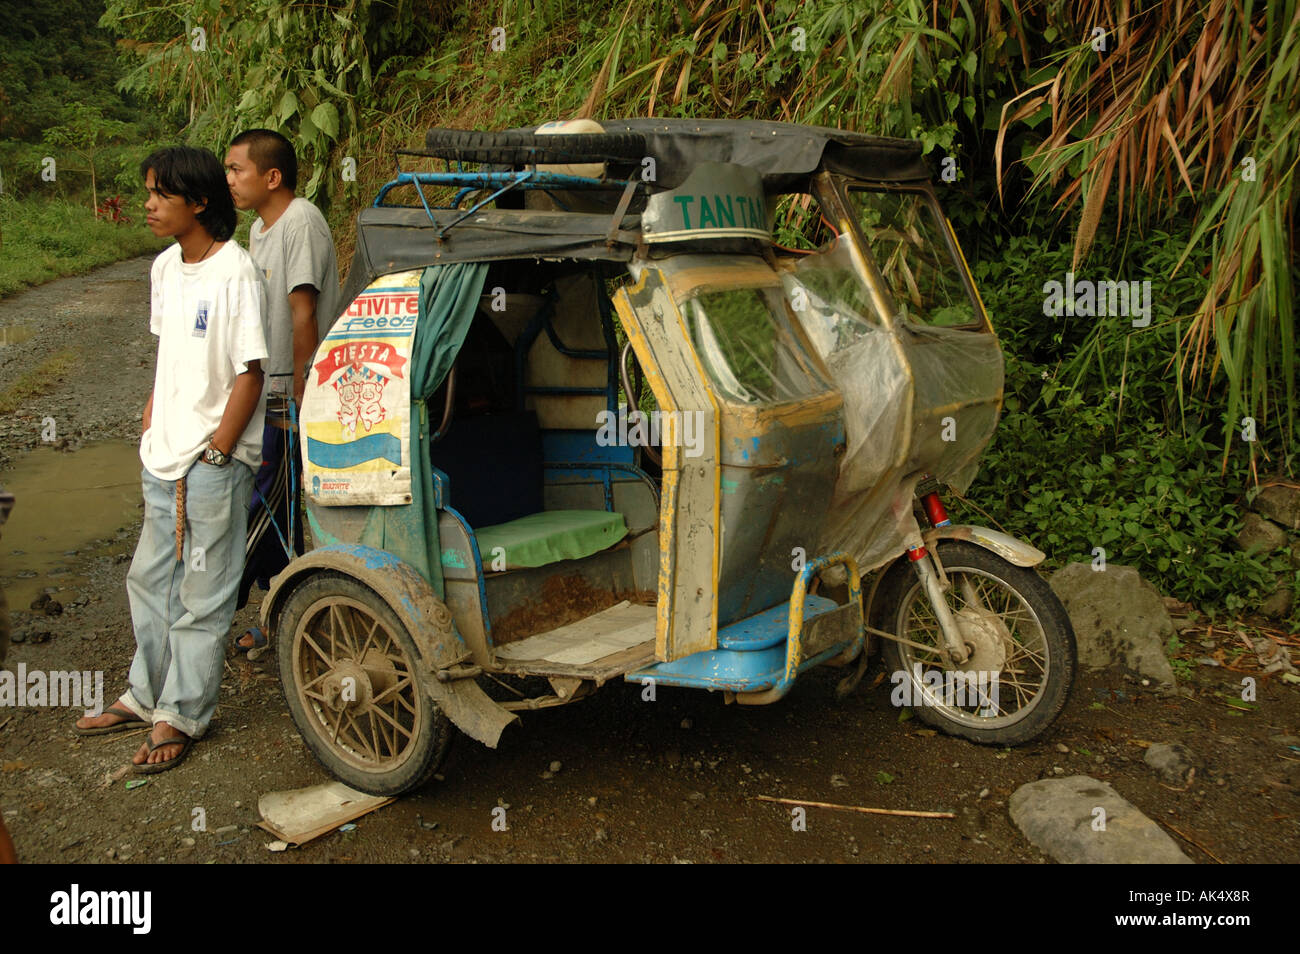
left=357, top=378, right=386, bottom=433
left=334, top=366, right=387, bottom=438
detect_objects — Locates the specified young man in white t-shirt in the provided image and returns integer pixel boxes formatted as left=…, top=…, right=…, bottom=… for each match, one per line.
left=74, top=146, right=269, bottom=773
left=224, top=129, right=339, bottom=651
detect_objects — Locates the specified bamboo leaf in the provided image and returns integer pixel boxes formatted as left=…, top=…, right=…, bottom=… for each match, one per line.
left=310, top=102, right=339, bottom=140
left=278, top=89, right=298, bottom=122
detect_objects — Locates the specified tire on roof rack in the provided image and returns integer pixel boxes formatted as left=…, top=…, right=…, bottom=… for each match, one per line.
left=422, top=128, right=646, bottom=165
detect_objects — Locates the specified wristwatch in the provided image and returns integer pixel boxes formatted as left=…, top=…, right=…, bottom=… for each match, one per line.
left=201, top=443, right=231, bottom=466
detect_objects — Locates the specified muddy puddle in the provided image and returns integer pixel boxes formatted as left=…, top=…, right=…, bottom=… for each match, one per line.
left=0, top=324, right=35, bottom=347
left=0, top=441, right=142, bottom=610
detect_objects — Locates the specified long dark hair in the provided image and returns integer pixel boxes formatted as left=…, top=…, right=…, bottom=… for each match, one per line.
left=140, top=146, right=236, bottom=241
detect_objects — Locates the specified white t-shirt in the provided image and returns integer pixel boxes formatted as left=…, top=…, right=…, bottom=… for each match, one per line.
left=140, top=241, right=270, bottom=480
left=249, top=197, right=340, bottom=395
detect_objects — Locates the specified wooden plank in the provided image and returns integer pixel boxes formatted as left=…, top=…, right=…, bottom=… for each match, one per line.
left=496, top=641, right=657, bottom=683
left=496, top=600, right=660, bottom=675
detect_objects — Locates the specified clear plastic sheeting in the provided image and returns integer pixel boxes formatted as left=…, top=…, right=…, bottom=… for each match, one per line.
left=781, top=241, right=1003, bottom=577
left=902, top=323, right=1003, bottom=492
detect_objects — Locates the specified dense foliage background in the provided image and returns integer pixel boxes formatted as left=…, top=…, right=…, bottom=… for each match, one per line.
left=0, top=0, right=167, bottom=292
left=2, top=0, right=1296, bottom=621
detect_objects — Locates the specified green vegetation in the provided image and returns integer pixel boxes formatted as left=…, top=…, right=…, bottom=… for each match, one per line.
left=0, top=1, right=1294, bottom=618
left=0, top=190, right=166, bottom=296
left=0, top=0, right=129, bottom=139
left=0, top=1, right=168, bottom=296
left=99, top=0, right=447, bottom=217
left=19, top=2, right=1300, bottom=440
left=962, top=216, right=1296, bottom=621
left=0, top=349, right=78, bottom=414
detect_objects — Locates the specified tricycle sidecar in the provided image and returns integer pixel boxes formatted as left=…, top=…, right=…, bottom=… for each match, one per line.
left=261, top=119, right=1076, bottom=796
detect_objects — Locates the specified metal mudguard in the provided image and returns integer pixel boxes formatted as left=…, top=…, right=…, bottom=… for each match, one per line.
left=920, top=524, right=1046, bottom=567
left=261, top=544, right=518, bottom=748
left=860, top=525, right=1046, bottom=656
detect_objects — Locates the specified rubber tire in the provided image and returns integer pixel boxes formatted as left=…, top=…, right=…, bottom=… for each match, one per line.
left=874, top=541, right=1076, bottom=746
left=422, top=127, right=647, bottom=165
left=275, top=572, right=452, bottom=796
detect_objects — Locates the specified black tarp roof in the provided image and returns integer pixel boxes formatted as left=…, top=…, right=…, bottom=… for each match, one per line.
left=339, top=206, right=640, bottom=307
left=341, top=119, right=928, bottom=303
left=525, top=118, right=929, bottom=190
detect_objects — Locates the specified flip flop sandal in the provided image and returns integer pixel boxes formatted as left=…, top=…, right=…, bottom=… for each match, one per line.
left=74, top=706, right=150, bottom=737
left=234, top=626, right=269, bottom=653
left=132, top=735, right=194, bottom=775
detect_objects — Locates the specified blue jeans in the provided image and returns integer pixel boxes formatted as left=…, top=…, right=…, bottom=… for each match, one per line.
left=120, top=460, right=253, bottom=738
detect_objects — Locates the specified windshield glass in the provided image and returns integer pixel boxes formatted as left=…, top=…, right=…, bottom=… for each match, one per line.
left=682, top=285, right=831, bottom=406
left=848, top=189, right=980, bottom=329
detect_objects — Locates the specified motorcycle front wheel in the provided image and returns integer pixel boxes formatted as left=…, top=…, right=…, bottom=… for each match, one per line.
left=874, top=540, right=1076, bottom=745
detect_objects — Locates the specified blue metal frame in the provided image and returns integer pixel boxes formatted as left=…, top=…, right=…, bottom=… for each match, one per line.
left=540, top=432, right=654, bottom=516
left=544, top=461, right=644, bottom=514
left=248, top=398, right=301, bottom=561
left=373, top=169, right=639, bottom=241
left=428, top=465, right=450, bottom=509
left=374, top=170, right=637, bottom=209
left=623, top=594, right=842, bottom=691
left=625, top=552, right=865, bottom=695
left=439, top=503, right=494, bottom=647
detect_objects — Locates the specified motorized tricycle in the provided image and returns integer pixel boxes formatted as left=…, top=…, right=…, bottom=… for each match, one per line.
left=262, top=119, right=1077, bottom=797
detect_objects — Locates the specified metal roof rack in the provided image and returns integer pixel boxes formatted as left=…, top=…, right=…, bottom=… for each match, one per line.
left=375, top=149, right=644, bottom=237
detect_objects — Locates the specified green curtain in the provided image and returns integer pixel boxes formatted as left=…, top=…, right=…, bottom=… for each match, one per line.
left=356, top=262, right=488, bottom=597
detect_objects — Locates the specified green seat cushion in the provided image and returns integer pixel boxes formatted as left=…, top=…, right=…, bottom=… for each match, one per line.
left=475, top=510, right=628, bottom=570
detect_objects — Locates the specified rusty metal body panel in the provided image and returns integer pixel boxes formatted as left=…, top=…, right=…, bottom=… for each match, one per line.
left=649, top=254, right=845, bottom=627
left=614, top=270, right=721, bottom=661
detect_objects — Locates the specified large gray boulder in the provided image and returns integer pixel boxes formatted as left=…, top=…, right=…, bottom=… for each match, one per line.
left=1049, top=563, right=1177, bottom=685
left=1255, top=484, right=1300, bottom=531
left=1235, top=504, right=1297, bottom=620
left=1010, top=775, right=1192, bottom=864
left=1236, top=511, right=1288, bottom=554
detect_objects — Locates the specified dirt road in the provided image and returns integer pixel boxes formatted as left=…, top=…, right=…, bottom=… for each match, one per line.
left=1, top=257, right=1297, bottom=864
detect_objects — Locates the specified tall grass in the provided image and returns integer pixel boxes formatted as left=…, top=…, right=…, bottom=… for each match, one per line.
left=991, top=0, right=1300, bottom=466
left=0, top=194, right=166, bottom=298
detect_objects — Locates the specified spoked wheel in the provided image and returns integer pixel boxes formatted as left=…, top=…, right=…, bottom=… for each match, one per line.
left=276, top=572, right=451, bottom=796
left=875, top=541, right=1075, bottom=745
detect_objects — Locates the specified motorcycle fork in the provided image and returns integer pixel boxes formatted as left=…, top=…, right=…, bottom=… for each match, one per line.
left=910, top=483, right=970, bottom=665
left=907, top=545, right=970, bottom=666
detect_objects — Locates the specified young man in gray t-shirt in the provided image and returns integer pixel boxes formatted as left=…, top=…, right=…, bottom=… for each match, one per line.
left=224, top=129, right=340, bottom=651
left=226, top=129, right=340, bottom=402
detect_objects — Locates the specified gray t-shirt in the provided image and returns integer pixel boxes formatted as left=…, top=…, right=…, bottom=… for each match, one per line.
left=249, top=196, right=340, bottom=394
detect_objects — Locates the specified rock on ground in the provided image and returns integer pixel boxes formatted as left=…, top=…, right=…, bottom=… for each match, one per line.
left=1009, top=775, right=1191, bottom=864
left=1143, top=743, right=1198, bottom=786
left=1255, top=484, right=1300, bottom=531
left=1259, top=578, right=1295, bottom=620
left=1049, top=563, right=1177, bottom=685
left=1236, top=512, right=1289, bottom=554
